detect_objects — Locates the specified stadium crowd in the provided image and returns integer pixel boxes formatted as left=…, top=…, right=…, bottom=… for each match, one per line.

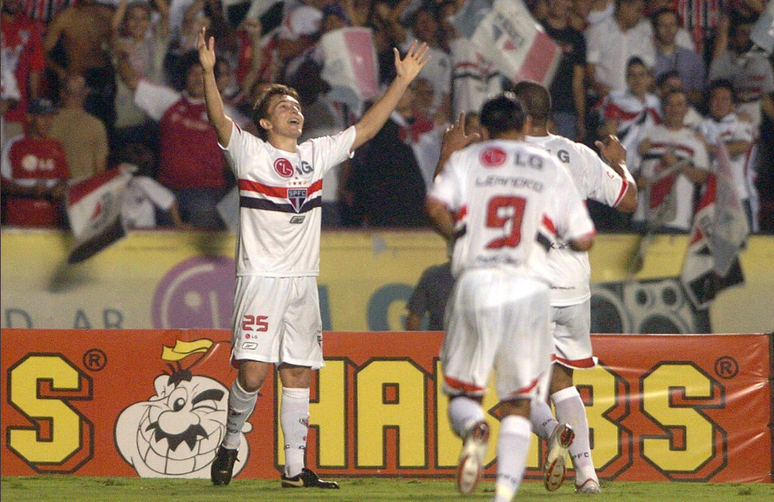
left=2, top=0, right=773, bottom=232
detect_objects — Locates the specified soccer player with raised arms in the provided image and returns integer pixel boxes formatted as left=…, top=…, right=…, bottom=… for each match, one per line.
left=197, top=27, right=429, bottom=488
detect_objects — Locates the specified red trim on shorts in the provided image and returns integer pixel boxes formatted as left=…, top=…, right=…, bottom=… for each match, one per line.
left=504, top=378, right=539, bottom=399
left=554, top=356, right=597, bottom=369
left=444, top=375, right=485, bottom=394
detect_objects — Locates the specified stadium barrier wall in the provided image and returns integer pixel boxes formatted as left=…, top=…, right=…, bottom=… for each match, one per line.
left=1, top=329, right=771, bottom=483
left=1, top=230, right=773, bottom=334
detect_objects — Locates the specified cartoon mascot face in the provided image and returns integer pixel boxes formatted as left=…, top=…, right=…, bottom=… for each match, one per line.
left=115, top=342, right=251, bottom=478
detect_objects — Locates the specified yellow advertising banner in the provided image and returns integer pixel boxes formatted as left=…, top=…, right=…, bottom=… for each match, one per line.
left=1, top=329, right=771, bottom=482
left=1, top=230, right=773, bottom=334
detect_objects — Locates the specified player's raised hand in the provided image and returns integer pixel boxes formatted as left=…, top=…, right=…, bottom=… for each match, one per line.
left=197, top=27, right=216, bottom=72
left=443, top=112, right=481, bottom=153
left=595, top=134, right=626, bottom=166
left=393, top=41, right=430, bottom=83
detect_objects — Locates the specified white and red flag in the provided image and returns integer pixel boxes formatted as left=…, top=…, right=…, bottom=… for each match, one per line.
left=680, top=141, right=747, bottom=310
left=452, top=0, right=561, bottom=87
left=66, top=167, right=133, bottom=264
left=319, top=27, right=380, bottom=117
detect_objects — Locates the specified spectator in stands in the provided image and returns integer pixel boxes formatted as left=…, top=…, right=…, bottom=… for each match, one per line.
left=1, top=69, right=21, bottom=153
left=26, top=0, right=75, bottom=23
left=116, top=143, right=188, bottom=229
left=116, top=49, right=230, bottom=229
left=400, top=6, right=452, bottom=124
left=655, top=70, right=702, bottom=128
left=440, top=0, right=503, bottom=119
left=542, top=0, right=589, bottom=140
left=698, top=79, right=757, bottom=230
left=1, top=0, right=45, bottom=141
left=1, top=98, right=70, bottom=228
left=44, top=0, right=116, bottom=128
left=405, top=255, right=453, bottom=331
left=651, top=8, right=706, bottom=106
left=276, top=0, right=325, bottom=83
left=49, top=74, right=109, bottom=180
left=111, top=0, right=170, bottom=148
left=633, top=89, right=710, bottom=232
left=709, top=12, right=774, bottom=132
left=344, top=84, right=428, bottom=227
left=585, top=0, right=656, bottom=99
left=599, top=57, right=661, bottom=171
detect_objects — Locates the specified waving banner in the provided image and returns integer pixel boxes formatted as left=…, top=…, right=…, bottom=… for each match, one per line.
left=453, top=0, right=560, bottom=86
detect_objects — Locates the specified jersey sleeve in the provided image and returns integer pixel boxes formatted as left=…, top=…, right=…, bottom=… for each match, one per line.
left=221, top=120, right=266, bottom=178
left=578, top=143, right=628, bottom=207
left=427, top=151, right=465, bottom=212
left=308, top=126, right=356, bottom=175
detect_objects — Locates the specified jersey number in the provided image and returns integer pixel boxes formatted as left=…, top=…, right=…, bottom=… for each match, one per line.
left=485, top=196, right=526, bottom=249
left=242, top=315, right=269, bottom=332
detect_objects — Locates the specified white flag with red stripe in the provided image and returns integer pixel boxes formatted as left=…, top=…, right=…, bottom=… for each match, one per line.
left=453, top=0, right=561, bottom=87
left=319, top=27, right=380, bottom=117
left=66, top=166, right=133, bottom=263
left=680, top=141, right=747, bottom=309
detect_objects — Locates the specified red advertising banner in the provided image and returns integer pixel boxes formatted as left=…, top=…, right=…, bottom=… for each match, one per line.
left=1, top=330, right=771, bottom=482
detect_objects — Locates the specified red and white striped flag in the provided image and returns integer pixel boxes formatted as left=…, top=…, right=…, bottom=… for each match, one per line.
left=66, top=167, right=133, bottom=264
left=680, top=141, right=747, bottom=310
left=319, top=27, right=380, bottom=117
left=453, top=0, right=561, bottom=87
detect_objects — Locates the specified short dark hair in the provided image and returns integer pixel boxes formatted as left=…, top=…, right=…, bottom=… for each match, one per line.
left=706, top=78, right=736, bottom=103
left=510, top=80, right=551, bottom=127
left=655, top=69, right=681, bottom=89
left=252, top=83, right=300, bottom=140
left=178, top=50, right=203, bottom=80
left=651, top=7, right=679, bottom=27
left=480, top=92, right=527, bottom=138
left=626, top=56, right=647, bottom=72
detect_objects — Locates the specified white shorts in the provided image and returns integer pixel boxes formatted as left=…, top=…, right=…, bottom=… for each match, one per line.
left=551, top=300, right=597, bottom=369
left=231, top=275, right=324, bottom=369
left=441, top=269, right=552, bottom=402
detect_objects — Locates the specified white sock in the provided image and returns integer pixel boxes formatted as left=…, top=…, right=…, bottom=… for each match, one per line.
left=223, top=379, right=258, bottom=450
left=492, top=415, right=531, bottom=502
left=447, top=396, right=485, bottom=438
left=529, top=398, right=559, bottom=441
left=281, top=387, right=310, bottom=478
left=552, top=387, right=598, bottom=484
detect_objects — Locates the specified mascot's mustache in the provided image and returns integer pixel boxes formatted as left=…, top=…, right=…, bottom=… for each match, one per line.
left=145, top=421, right=209, bottom=451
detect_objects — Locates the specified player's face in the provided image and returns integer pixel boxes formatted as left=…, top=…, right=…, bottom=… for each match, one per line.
left=709, top=87, right=734, bottom=120
left=663, top=92, right=687, bottom=127
left=125, top=6, right=151, bottom=40
left=265, top=95, right=304, bottom=139
left=185, top=64, right=205, bottom=98
left=654, top=12, right=678, bottom=45
left=626, top=63, right=650, bottom=97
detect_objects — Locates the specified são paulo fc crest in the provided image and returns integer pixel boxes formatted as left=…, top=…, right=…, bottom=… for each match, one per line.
left=480, top=147, right=506, bottom=167
left=288, top=188, right=308, bottom=213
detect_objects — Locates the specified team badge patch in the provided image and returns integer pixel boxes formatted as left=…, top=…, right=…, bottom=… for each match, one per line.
left=480, top=147, right=506, bottom=167
left=288, top=188, right=308, bottom=213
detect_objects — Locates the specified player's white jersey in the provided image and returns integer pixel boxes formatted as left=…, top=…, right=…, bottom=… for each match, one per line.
left=429, top=139, right=595, bottom=281
left=526, top=134, right=630, bottom=306
left=222, top=121, right=355, bottom=277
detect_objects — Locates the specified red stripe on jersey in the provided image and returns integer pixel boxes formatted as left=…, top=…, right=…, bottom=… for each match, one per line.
left=68, top=168, right=124, bottom=205
left=554, top=355, right=596, bottom=369
left=238, top=179, right=323, bottom=198
left=614, top=180, right=628, bottom=207
left=455, top=205, right=468, bottom=222
left=444, top=375, right=486, bottom=394
left=542, top=214, right=557, bottom=235
left=603, top=102, right=642, bottom=122
left=649, top=141, right=696, bottom=157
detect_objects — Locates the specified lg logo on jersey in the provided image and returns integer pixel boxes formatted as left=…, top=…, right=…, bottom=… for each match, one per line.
left=273, top=158, right=313, bottom=178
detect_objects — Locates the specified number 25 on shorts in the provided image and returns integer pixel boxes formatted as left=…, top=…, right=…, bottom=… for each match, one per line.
left=242, top=315, right=269, bottom=332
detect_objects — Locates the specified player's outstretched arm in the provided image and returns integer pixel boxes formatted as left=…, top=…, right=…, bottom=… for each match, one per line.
left=351, top=41, right=430, bottom=150
left=595, top=134, right=638, bottom=213
left=197, top=27, right=232, bottom=147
